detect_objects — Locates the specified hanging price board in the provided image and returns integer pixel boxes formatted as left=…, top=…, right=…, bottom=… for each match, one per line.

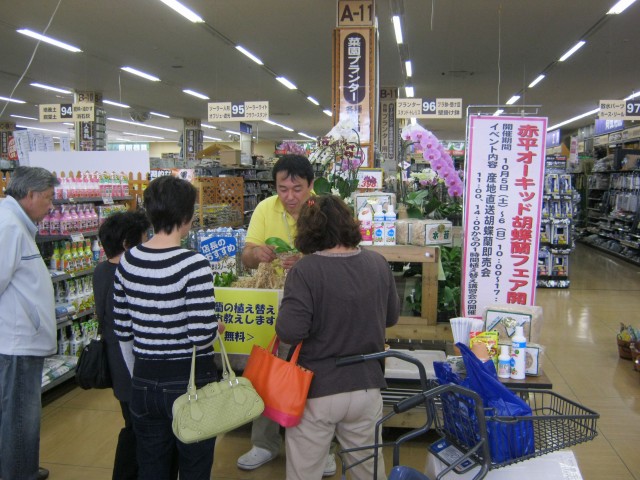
left=396, top=98, right=463, bottom=119
left=39, top=102, right=95, bottom=122
left=207, top=101, right=269, bottom=122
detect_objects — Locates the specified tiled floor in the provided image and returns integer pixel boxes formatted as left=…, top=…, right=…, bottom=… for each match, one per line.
left=39, top=243, right=640, bottom=479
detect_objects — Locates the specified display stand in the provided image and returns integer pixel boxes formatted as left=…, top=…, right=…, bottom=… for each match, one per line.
left=363, top=245, right=451, bottom=341
left=193, top=177, right=244, bottom=227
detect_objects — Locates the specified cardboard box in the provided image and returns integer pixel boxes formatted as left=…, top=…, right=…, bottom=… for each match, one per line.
left=219, top=150, right=241, bottom=166
left=409, top=220, right=453, bottom=246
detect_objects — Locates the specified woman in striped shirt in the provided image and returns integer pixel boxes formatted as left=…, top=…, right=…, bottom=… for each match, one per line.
left=114, top=176, right=222, bottom=480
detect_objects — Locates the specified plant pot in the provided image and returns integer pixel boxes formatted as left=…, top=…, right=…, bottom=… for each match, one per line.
left=397, top=204, right=409, bottom=219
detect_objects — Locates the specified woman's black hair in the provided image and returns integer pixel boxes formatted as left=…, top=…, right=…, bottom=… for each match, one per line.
left=99, top=211, right=151, bottom=259
left=143, top=176, right=197, bottom=234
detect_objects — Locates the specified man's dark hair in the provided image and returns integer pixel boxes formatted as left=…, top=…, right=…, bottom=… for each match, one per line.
left=295, top=195, right=361, bottom=254
left=143, top=176, right=197, bottom=234
left=99, top=211, right=151, bottom=259
left=272, top=154, right=314, bottom=185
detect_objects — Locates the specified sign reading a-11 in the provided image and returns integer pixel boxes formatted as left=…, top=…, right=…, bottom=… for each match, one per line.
left=207, top=101, right=269, bottom=122
left=396, top=98, right=463, bottom=119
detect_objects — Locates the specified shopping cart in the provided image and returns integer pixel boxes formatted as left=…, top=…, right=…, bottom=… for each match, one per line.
left=335, top=350, right=599, bottom=480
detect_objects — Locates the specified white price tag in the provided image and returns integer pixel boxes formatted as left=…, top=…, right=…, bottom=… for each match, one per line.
left=70, top=233, right=84, bottom=243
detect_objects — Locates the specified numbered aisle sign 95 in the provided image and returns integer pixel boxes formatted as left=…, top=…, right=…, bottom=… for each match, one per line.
left=208, top=101, right=269, bottom=122
left=396, top=98, right=462, bottom=119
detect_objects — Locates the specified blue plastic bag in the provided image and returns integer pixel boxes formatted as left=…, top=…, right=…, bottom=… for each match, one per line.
left=434, top=343, right=535, bottom=464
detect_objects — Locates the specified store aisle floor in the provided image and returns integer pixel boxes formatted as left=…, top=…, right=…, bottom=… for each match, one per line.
left=39, top=244, right=640, bottom=479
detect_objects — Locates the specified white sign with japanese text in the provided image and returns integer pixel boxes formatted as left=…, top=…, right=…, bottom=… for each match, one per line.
left=207, top=101, right=269, bottom=122
left=599, top=99, right=640, bottom=121
left=396, top=98, right=463, bottom=119
left=39, top=102, right=95, bottom=122
left=462, top=116, right=547, bottom=317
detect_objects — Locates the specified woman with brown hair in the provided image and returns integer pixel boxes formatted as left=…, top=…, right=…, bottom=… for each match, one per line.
left=276, top=195, right=400, bottom=480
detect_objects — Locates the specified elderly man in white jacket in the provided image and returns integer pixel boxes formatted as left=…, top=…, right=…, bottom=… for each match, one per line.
left=0, top=166, right=59, bottom=480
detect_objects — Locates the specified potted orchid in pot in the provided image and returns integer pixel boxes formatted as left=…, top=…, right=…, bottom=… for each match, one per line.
left=308, top=117, right=364, bottom=203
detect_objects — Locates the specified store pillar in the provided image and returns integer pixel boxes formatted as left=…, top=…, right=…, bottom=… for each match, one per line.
left=333, top=0, right=377, bottom=167
left=183, top=118, right=203, bottom=166
left=74, top=91, right=106, bottom=151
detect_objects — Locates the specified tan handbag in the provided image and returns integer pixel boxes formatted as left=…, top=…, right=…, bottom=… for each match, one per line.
left=172, top=335, right=264, bottom=444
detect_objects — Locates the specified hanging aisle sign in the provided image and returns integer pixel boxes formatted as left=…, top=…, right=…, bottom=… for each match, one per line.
left=462, top=116, right=547, bottom=317
left=599, top=99, right=640, bottom=120
left=39, top=102, right=95, bottom=122
left=396, top=98, right=463, bottom=119
left=207, top=101, right=268, bottom=122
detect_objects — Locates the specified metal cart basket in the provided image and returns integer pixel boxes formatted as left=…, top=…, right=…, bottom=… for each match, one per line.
left=335, top=350, right=599, bottom=480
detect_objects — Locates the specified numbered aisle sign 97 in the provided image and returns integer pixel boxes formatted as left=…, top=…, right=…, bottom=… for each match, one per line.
left=396, top=98, right=462, bottom=119
left=599, top=99, right=640, bottom=120
left=207, top=101, right=269, bottom=122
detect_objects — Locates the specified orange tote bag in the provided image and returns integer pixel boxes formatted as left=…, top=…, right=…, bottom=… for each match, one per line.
left=243, top=335, right=314, bottom=427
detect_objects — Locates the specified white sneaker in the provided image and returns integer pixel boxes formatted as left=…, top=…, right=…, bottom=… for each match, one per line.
left=237, top=446, right=277, bottom=470
left=323, top=453, right=337, bottom=477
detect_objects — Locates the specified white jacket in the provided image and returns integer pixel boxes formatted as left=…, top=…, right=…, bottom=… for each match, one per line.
left=0, top=196, right=56, bottom=356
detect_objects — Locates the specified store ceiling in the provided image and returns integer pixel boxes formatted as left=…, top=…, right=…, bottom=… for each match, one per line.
left=0, top=0, right=639, bottom=148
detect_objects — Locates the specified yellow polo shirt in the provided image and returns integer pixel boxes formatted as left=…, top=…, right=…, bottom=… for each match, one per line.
left=245, top=195, right=297, bottom=247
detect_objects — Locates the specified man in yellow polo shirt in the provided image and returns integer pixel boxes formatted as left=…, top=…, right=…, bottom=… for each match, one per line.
left=238, top=155, right=336, bottom=476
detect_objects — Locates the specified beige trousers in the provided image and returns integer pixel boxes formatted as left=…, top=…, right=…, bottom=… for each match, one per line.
left=285, top=389, right=385, bottom=480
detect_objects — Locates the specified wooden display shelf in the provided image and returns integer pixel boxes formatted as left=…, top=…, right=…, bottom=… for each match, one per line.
left=363, top=245, right=452, bottom=342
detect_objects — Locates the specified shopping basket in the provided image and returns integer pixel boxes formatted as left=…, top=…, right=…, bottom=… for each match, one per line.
left=335, top=350, right=600, bottom=480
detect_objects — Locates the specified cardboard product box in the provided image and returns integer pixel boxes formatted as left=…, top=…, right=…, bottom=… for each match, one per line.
left=483, top=304, right=543, bottom=344
left=219, top=150, right=241, bottom=166
left=409, top=220, right=453, bottom=246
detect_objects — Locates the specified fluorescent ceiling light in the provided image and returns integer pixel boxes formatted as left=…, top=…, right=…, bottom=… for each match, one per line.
left=203, top=135, right=222, bottom=141
left=298, top=132, right=316, bottom=140
left=150, top=111, right=170, bottom=118
left=201, top=123, right=217, bottom=129
left=306, top=96, right=320, bottom=106
left=528, top=74, right=545, bottom=88
left=235, top=46, right=263, bottom=65
left=17, top=28, right=82, bottom=53
left=548, top=108, right=600, bottom=130
left=10, top=114, right=37, bottom=120
left=405, top=86, right=415, bottom=97
left=123, top=132, right=164, bottom=139
left=264, top=119, right=294, bottom=132
left=0, top=96, right=26, bottom=104
left=608, top=0, right=637, bottom=14
left=30, top=82, right=72, bottom=94
left=506, top=95, right=520, bottom=105
left=121, top=66, right=160, bottom=82
left=182, top=89, right=209, bottom=100
left=323, top=109, right=332, bottom=117
left=158, top=0, right=204, bottom=22
left=114, top=138, right=132, bottom=142
left=276, top=77, right=297, bottom=90
left=405, top=60, right=413, bottom=77
left=392, top=16, right=403, bottom=44
left=16, top=124, right=67, bottom=133
left=107, top=117, right=179, bottom=132
left=103, top=99, right=130, bottom=108
left=559, top=41, right=586, bottom=62
left=625, top=91, right=640, bottom=100
left=225, top=129, right=240, bottom=135
left=493, top=109, right=504, bottom=116
left=63, top=122, right=74, bottom=126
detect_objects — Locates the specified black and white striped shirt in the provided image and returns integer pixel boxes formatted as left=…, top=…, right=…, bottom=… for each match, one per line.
left=113, top=245, right=217, bottom=360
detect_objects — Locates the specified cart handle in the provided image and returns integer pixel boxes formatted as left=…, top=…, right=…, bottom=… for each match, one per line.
left=336, top=350, right=430, bottom=393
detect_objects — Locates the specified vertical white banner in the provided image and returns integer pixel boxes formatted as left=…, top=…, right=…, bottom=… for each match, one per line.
left=462, top=116, right=547, bottom=316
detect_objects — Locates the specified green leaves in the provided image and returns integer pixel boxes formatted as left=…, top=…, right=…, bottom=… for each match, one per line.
left=213, top=271, right=236, bottom=287
left=265, top=237, right=297, bottom=254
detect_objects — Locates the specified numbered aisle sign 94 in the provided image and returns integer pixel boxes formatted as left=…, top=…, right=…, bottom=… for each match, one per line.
left=39, top=102, right=95, bottom=122
left=208, top=101, right=269, bottom=122
left=396, top=98, right=462, bottom=119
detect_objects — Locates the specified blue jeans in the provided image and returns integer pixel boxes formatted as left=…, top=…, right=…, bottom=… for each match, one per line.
left=0, top=354, right=45, bottom=480
left=130, top=374, right=216, bottom=480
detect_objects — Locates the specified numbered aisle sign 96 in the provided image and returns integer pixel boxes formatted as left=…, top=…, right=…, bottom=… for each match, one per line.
left=208, top=101, right=269, bottom=122
left=396, top=98, right=462, bottom=119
